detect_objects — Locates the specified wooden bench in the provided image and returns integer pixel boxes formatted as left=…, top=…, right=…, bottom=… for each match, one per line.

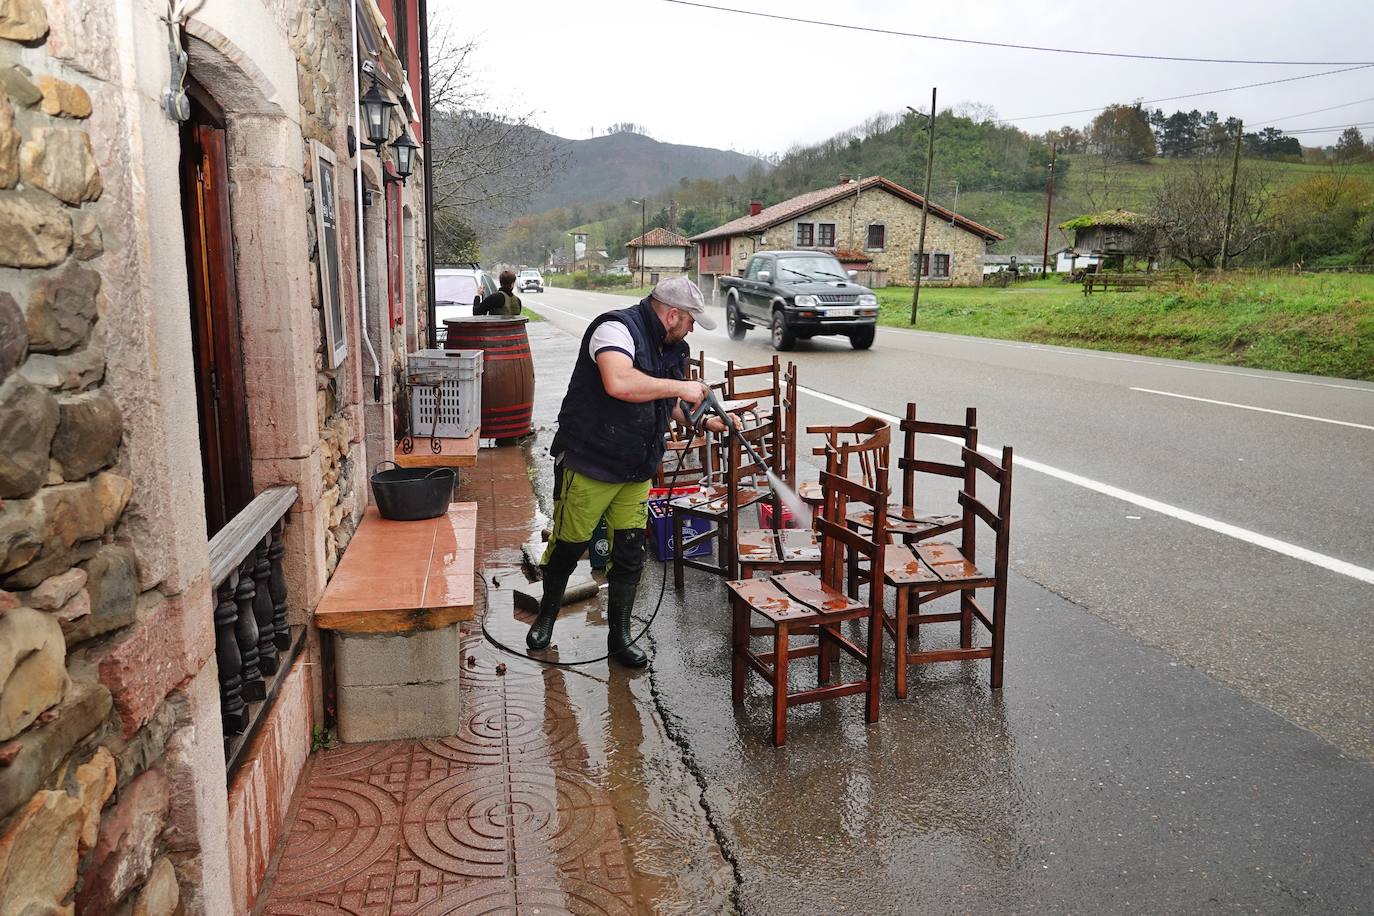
left=1083, top=273, right=1154, bottom=295
left=315, top=503, right=477, bottom=742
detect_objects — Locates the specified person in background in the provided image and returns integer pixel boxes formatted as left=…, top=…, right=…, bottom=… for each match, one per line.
left=526, top=277, right=727, bottom=668
left=476, top=270, right=522, bottom=316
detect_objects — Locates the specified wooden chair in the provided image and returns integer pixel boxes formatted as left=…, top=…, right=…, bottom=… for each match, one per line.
left=798, top=416, right=889, bottom=527
left=726, top=449, right=889, bottom=747
left=848, top=404, right=974, bottom=545
left=671, top=407, right=776, bottom=585
left=723, top=357, right=798, bottom=485
left=882, top=444, right=1014, bottom=698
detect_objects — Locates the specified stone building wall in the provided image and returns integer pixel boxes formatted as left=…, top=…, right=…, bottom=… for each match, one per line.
left=0, top=4, right=198, bottom=914
left=0, top=0, right=427, bottom=912
left=754, top=189, right=992, bottom=286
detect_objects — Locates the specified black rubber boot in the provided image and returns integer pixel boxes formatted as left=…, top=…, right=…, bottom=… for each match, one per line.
left=606, top=528, right=648, bottom=668
left=526, top=539, right=588, bottom=650
left=607, top=580, right=648, bottom=668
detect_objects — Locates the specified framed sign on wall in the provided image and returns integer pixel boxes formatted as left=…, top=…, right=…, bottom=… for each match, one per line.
left=312, top=140, right=348, bottom=369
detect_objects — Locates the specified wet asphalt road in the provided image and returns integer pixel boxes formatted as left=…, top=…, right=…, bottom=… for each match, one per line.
left=526, top=287, right=1374, bottom=762
left=515, top=296, right=1374, bottom=913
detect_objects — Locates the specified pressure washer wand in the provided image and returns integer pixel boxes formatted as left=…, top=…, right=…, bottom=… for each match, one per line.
left=685, top=389, right=770, bottom=474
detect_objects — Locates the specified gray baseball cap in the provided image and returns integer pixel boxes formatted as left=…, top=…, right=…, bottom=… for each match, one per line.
left=651, top=277, right=716, bottom=330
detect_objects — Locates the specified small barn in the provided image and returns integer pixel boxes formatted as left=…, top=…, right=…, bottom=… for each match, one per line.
left=625, top=227, right=692, bottom=284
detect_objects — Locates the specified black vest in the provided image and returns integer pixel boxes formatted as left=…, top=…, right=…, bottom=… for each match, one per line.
left=552, top=297, right=688, bottom=483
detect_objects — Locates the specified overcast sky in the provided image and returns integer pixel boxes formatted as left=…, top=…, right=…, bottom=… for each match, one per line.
left=430, top=0, right=1374, bottom=153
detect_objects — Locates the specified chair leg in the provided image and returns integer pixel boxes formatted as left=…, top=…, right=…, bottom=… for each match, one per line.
left=864, top=607, right=882, bottom=725
left=817, top=623, right=833, bottom=685
left=960, top=590, right=973, bottom=649
left=894, top=587, right=908, bottom=700
left=990, top=585, right=1007, bottom=689
left=731, top=596, right=746, bottom=704
left=772, top=623, right=789, bottom=747
left=673, top=512, right=685, bottom=589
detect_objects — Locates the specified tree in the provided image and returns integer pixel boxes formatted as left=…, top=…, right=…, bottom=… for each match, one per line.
left=426, top=20, right=568, bottom=244
left=1335, top=127, right=1368, bottom=163
left=1244, top=127, right=1301, bottom=160
left=1150, top=157, right=1272, bottom=268
left=1267, top=172, right=1374, bottom=264
left=1089, top=104, right=1156, bottom=160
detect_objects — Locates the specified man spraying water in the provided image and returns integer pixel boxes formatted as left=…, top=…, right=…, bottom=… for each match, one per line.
left=527, top=278, right=729, bottom=667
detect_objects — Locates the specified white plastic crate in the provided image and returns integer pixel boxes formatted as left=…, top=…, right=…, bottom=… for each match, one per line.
left=408, top=348, right=483, bottom=439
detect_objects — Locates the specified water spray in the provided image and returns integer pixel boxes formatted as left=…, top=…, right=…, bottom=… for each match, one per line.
left=687, top=389, right=812, bottom=528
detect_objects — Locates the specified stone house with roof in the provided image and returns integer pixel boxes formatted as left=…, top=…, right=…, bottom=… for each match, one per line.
left=625, top=226, right=691, bottom=284
left=0, top=1, right=432, bottom=912
left=690, top=176, right=1004, bottom=300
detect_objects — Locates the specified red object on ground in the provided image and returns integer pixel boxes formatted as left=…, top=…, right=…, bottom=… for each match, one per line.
left=758, top=502, right=799, bottom=529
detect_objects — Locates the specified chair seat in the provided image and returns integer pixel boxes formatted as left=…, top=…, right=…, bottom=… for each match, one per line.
left=670, top=485, right=768, bottom=517
left=736, top=528, right=820, bottom=566
left=798, top=480, right=823, bottom=507
left=848, top=505, right=960, bottom=537
left=882, top=541, right=987, bottom=586
left=727, top=569, right=864, bottom=623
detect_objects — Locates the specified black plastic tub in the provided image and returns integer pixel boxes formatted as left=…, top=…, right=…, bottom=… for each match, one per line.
left=369, top=462, right=456, bottom=521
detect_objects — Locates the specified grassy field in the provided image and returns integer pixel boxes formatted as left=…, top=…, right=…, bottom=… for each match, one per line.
left=874, top=274, right=1374, bottom=381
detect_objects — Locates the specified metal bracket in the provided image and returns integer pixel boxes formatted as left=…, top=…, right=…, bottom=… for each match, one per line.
left=162, top=24, right=190, bottom=120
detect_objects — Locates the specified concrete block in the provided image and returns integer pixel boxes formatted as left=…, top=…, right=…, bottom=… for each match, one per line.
left=333, top=626, right=462, bottom=688
left=335, top=679, right=462, bottom=743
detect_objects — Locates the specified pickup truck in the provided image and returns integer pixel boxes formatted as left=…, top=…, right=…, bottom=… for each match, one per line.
left=718, top=251, right=879, bottom=350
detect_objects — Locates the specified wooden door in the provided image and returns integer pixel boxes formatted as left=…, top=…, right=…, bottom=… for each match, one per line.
left=180, top=92, right=253, bottom=536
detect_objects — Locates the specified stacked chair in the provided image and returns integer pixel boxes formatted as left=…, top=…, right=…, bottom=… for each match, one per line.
left=725, top=423, right=890, bottom=746
left=663, top=354, right=1016, bottom=747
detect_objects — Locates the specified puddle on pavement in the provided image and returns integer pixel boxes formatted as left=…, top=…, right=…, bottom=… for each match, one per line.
left=461, top=432, right=735, bottom=913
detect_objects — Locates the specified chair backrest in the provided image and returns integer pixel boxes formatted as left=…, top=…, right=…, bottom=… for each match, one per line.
left=809, top=417, right=890, bottom=496
left=779, top=362, right=798, bottom=486
left=897, top=404, right=977, bottom=512
left=725, top=355, right=781, bottom=403
left=817, top=462, right=887, bottom=602
left=956, top=445, right=1014, bottom=574
left=688, top=349, right=707, bottom=381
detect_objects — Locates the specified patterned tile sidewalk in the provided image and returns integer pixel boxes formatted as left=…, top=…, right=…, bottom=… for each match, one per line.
left=258, top=446, right=639, bottom=915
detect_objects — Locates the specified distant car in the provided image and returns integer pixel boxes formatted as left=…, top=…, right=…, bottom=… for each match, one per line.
left=517, top=269, right=544, bottom=293
left=434, top=266, right=496, bottom=342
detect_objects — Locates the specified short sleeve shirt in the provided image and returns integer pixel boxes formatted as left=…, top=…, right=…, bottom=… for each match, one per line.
left=588, top=320, right=635, bottom=362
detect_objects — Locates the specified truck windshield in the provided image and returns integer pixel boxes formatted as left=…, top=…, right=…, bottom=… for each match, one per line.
left=778, top=257, right=848, bottom=281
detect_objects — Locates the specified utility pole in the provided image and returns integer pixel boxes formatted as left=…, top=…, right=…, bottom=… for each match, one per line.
left=909, top=86, right=936, bottom=325
left=640, top=199, right=646, bottom=287
left=1041, top=142, right=1058, bottom=275
left=1220, top=119, right=1243, bottom=270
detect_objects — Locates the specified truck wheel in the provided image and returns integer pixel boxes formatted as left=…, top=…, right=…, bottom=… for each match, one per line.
left=849, top=326, right=875, bottom=350
left=726, top=299, right=748, bottom=340
left=771, top=310, right=796, bottom=351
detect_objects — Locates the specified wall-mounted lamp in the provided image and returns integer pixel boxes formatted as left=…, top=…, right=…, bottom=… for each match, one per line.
left=359, top=79, right=396, bottom=150
left=385, top=127, right=419, bottom=184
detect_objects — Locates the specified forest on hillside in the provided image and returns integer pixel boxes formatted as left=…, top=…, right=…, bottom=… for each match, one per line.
left=466, top=100, right=1374, bottom=271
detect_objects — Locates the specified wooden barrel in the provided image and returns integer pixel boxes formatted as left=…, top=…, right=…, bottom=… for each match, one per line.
left=444, top=316, right=534, bottom=439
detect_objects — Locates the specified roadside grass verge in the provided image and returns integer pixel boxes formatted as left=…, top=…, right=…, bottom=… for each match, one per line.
left=874, top=275, right=1374, bottom=381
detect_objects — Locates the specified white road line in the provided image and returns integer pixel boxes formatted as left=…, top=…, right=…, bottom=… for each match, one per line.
left=534, top=302, right=1374, bottom=585
left=1131, top=387, right=1374, bottom=431
left=874, top=326, right=1373, bottom=393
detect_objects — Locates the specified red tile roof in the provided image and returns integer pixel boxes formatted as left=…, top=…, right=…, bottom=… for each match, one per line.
left=625, top=227, right=692, bottom=248
left=687, top=176, right=1004, bottom=243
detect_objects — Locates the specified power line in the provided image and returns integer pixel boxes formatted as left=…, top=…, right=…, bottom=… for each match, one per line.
left=1000, top=65, right=1374, bottom=124
left=660, top=0, right=1374, bottom=66
left=1252, top=97, right=1374, bottom=127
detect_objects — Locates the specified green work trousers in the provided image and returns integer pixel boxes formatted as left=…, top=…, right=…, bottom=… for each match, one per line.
left=541, top=464, right=650, bottom=579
